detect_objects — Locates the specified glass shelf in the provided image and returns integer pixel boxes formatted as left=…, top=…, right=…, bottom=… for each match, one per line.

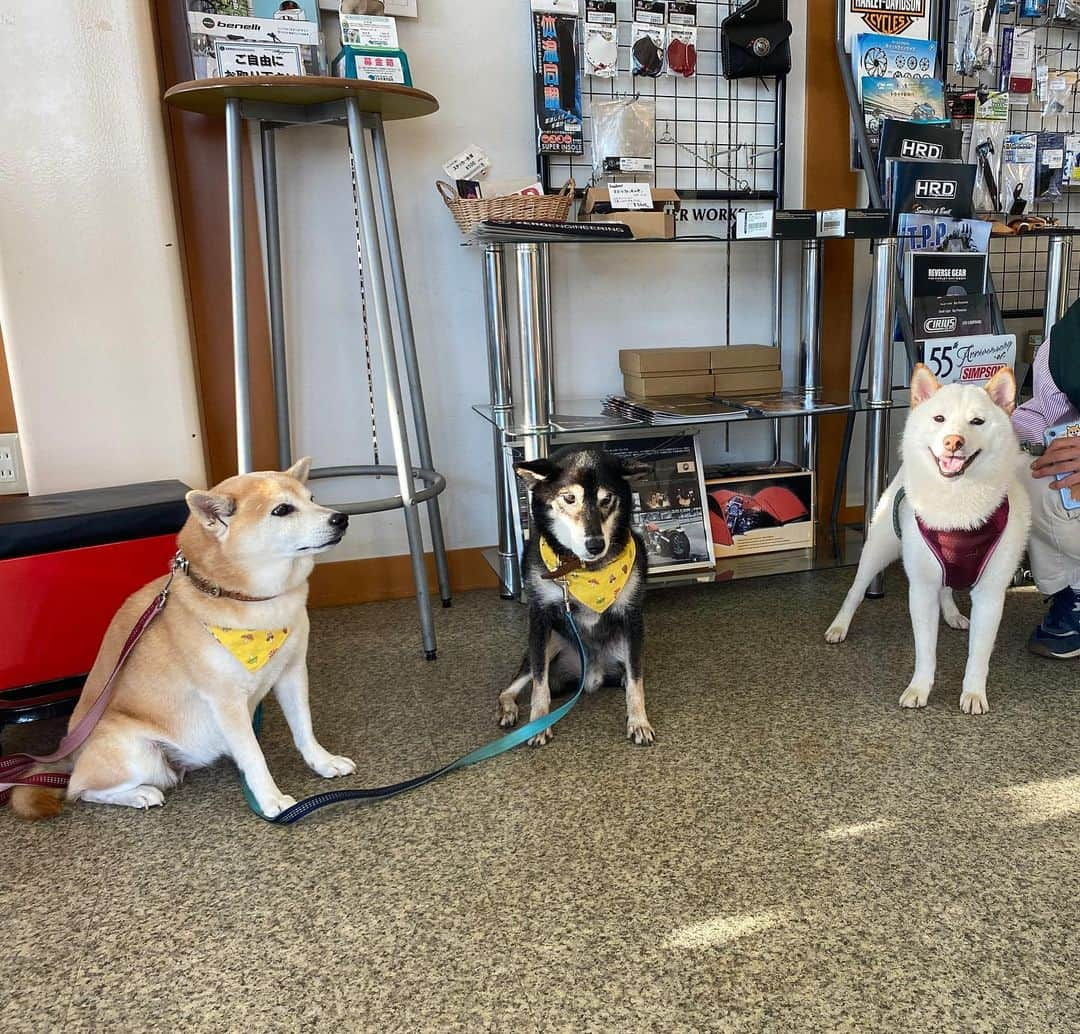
left=473, top=390, right=911, bottom=441
left=483, top=524, right=866, bottom=595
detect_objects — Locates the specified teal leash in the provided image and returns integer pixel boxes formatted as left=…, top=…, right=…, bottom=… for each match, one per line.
left=243, top=592, right=587, bottom=825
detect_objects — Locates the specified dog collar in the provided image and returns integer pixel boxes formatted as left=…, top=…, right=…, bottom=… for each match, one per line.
left=205, top=625, right=291, bottom=672
left=539, top=536, right=637, bottom=614
left=173, top=549, right=280, bottom=603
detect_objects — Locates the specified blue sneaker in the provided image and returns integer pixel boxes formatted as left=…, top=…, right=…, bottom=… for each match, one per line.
left=1029, top=587, right=1080, bottom=659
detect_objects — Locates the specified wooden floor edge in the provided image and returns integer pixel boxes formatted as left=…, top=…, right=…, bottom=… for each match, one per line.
left=309, top=546, right=500, bottom=608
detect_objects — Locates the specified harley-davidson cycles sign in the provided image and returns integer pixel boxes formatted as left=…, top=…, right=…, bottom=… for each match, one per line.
left=844, top=0, right=930, bottom=48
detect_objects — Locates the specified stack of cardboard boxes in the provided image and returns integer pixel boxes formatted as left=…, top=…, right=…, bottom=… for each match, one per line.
left=619, top=346, right=783, bottom=399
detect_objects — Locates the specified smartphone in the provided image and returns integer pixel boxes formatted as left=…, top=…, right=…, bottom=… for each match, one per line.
left=1045, top=421, right=1080, bottom=512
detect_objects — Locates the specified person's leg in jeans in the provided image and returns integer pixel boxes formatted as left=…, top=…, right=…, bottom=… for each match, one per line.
left=1025, top=472, right=1080, bottom=657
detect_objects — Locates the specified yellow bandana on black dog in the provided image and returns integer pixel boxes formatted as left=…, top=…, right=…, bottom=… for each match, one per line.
left=539, top=538, right=636, bottom=613
left=206, top=626, right=290, bottom=672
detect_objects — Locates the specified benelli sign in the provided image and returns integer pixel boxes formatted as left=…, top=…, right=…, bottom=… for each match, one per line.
left=849, top=0, right=928, bottom=35
left=915, top=179, right=957, bottom=199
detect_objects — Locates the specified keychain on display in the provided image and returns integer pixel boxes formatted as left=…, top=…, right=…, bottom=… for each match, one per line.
left=666, top=2, right=698, bottom=78
left=584, top=0, right=618, bottom=78
left=632, top=0, right=666, bottom=77
left=955, top=0, right=998, bottom=76
left=1036, top=131, right=1065, bottom=200
left=1001, top=132, right=1037, bottom=215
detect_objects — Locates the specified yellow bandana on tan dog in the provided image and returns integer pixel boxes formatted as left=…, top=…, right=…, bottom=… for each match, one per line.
left=206, top=626, right=291, bottom=672
left=539, top=537, right=636, bottom=613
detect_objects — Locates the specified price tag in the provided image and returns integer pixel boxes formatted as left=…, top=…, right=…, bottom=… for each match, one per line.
left=443, top=146, right=491, bottom=182
left=738, top=209, right=774, bottom=239
left=608, top=183, right=654, bottom=210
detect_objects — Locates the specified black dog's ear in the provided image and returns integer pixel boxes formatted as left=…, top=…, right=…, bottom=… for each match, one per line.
left=515, top=458, right=559, bottom=487
left=614, top=458, right=652, bottom=484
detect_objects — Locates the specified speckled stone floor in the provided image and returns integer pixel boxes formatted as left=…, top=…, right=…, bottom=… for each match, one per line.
left=3, top=569, right=1079, bottom=1032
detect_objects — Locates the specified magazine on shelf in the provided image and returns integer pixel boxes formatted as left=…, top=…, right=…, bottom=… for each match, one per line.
left=878, top=120, right=963, bottom=202
left=861, top=77, right=946, bottom=153
left=888, top=160, right=976, bottom=225
left=896, top=214, right=992, bottom=258
left=711, top=390, right=853, bottom=416
left=851, top=34, right=937, bottom=101
left=509, top=433, right=715, bottom=576
left=603, top=394, right=749, bottom=424
left=912, top=294, right=993, bottom=339
left=905, top=250, right=987, bottom=300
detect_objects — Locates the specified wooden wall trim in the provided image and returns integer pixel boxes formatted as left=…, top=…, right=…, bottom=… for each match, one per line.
left=151, top=0, right=279, bottom=485
left=0, top=326, right=15, bottom=435
left=309, top=548, right=500, bottom=608
left=804, top=0, right=859, bottom=519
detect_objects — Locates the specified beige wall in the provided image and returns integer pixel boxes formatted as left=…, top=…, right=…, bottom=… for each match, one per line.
left=0, top=1, right=204, bottom=494
left=0, top=328, right=15, bottom=435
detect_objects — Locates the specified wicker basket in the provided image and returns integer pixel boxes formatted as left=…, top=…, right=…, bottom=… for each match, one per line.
left=437, top=179, right=575, bottom=236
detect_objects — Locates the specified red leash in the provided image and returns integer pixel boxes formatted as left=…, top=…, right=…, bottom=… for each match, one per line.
left=0, top=579, right=172, bottom=806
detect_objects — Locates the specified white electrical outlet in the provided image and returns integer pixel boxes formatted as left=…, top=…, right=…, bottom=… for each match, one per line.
left=0, top=433, right=27, bottom=494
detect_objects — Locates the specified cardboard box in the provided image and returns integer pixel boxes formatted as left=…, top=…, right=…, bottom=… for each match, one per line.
left=713, top=368, right=783, bottom=395
left=706, top=469, right=814, bottom=558
left=624, top=372, right=715, bottom=397
left=580, top=188, right=682, bottom=240
left=709, top=345, right=780, bottom=371
left=620, top=347, right=712, bottom=376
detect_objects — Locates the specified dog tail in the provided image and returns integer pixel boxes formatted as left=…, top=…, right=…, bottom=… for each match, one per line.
left=9, top=784, right=65, bottom=821
left=6, top=762, right=72, bottom=821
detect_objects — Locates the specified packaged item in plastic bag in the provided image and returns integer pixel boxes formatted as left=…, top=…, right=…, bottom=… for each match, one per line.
left=968, top=91, right=1008, bottom=211
left=1036, top=131, right=1065, bottom=201
left=591, top=98, right=656, bottom=181
left=584, top=0, right=618, bottom=78
left=666, top=3, right=698, bottom=78
left=1043, top=70, right=1077, bottom=118
left=632, top=0, right=666, bottom=78
left=955, top=0, right=998, bottom=77
left=1001, top=132, right=1037, bottom=215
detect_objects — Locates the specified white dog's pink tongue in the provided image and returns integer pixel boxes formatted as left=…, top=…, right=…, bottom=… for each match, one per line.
left=939, top=454, right=965, bottom=474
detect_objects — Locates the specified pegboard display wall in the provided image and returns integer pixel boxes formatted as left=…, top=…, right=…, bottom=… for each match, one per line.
left=946, top=5, right=1080, bottom=314
left=540, top=0, right=787, bottom=202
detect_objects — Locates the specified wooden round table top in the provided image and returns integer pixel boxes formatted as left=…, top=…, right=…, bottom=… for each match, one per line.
left=164, top=76, right=439, bottom=120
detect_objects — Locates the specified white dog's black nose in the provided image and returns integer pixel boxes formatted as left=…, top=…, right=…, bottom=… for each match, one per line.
left=329, top=511, right=349, bottom=530
left=585, top=536, right=605, bottom=556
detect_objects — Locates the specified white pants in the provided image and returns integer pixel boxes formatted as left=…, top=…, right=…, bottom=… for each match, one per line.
left=1026, top=473, right=1080, bottom=595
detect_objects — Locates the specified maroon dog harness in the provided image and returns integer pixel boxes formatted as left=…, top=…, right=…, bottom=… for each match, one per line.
left=894, top=488, right=1010, bottom=591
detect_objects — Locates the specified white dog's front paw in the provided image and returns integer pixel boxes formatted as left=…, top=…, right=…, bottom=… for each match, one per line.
left=309, top=752, right=356, bottom=778
left=960, top=689, right=989, bottom=715
left=944, top=611, right=970, bottom=631
left=627, top=718, right=655, bottom=746
left=260, top=793, right=298, bottom=818
left=825, top=622, right=849, bottom=644
left=899, top=683, right=931, bottom=709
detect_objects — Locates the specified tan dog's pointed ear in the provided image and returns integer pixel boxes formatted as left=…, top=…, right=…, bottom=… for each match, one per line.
left=910, top=363, right=941, bottom=407
left=186, top=491, right=235, bottom=535
left=515, top=458, right=559, bottom=487
left=284, top=457, right=312, bottom=483
left=984, top=366, right=1017, bottom=415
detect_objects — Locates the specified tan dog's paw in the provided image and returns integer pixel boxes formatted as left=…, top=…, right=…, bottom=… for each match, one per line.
left=960, top=690, right=989, bottom=715
left=312, top=754, right=356, bottom=778
left=627, top=719, right=655, bottom=746
left=497, top=699, right=519, bottom=728
left=824, top=623, right=848, bottom=644
left=261, top=793, right=298, bottom=818
left=528, top=727, right=554, bottom=748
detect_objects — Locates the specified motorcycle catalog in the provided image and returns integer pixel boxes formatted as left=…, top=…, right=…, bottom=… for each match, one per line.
left=509, top=433, right=715, bottom=577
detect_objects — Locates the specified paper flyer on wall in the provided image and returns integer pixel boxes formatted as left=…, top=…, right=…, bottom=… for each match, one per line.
left=510, top=433, right=715, bottom=576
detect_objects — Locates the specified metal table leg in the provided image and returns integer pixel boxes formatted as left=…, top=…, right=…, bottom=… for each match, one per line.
left=225, top=97, right=252, bottom=474
left=260, top=124, right=292, bottom=470
left=369, top=116, right=452, bottom=607
left=345, top=99, right=437, bottom=659
left=799, top=239, right=823, bottom=475
left=515, top=243, right=552, bottom=462
left=865, top=237, right=897, bottom=599
left=483, top=244, right=521, bottom=599
left=1044, top=233, right=1073, bottom=342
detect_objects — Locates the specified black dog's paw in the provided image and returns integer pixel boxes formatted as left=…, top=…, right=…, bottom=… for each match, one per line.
left=627, top=719, right=655, bottom=746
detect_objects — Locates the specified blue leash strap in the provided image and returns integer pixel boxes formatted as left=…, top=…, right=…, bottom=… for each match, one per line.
left=244, top=604, right=588, bottom=826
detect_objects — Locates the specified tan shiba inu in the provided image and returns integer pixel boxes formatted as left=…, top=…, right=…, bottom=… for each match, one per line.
left=12, top=459, right=356, bottom=821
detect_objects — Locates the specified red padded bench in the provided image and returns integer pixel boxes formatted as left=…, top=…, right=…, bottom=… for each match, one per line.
left=0, top=481, right=190, bottom=742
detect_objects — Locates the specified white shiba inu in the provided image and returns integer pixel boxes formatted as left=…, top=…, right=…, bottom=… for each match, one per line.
left=826, top=365, right=1031, bottom=715
left=11, top=459, right=356, bottom=821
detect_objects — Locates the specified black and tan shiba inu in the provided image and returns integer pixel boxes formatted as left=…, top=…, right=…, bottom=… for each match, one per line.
left=497, top=447, right=654, bottom=746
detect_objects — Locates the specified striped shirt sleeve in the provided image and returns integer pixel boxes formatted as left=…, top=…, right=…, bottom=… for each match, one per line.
left=1012, top=340, right=1080, bottom=446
